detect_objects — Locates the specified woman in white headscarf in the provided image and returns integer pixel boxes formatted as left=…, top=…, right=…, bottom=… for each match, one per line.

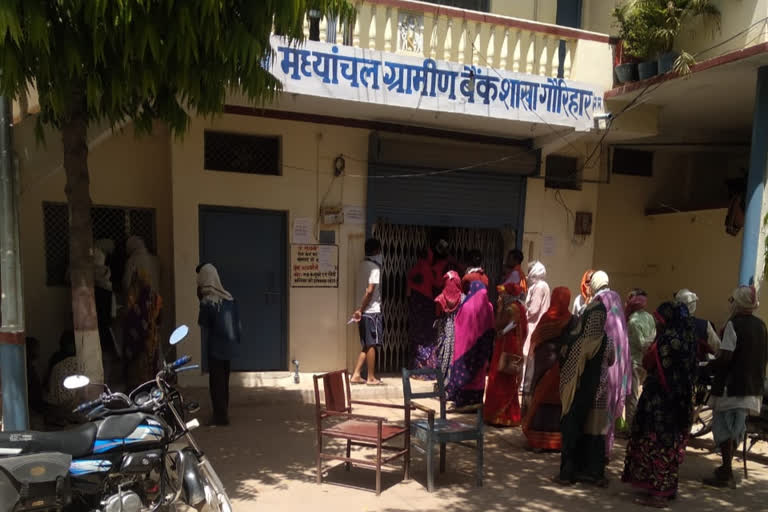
left=524, top=261, right=551, bottom=357
left=123, top=236, right=160, bottom=294
left=122, top=236, right=163, bottom=387
left=197, top=264, right=241, bottom=426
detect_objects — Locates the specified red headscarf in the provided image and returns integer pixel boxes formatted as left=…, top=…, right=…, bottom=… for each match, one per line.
left=580, top=270, right=595, bottom=302
left=435, top=271, right=462, bottom=314
left=530, top=287, right=572, bottom=351
left=625, top=292, right=648, bottom=321
left=462, top=269, right=489, bottom=293
left=407, top=250, right=434, bottom=298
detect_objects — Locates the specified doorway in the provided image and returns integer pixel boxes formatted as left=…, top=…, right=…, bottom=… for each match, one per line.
left=199, top=206, right=288, bottom=371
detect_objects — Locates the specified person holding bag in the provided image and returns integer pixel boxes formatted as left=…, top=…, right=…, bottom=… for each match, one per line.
left=483, top=282, right=527, bottom=426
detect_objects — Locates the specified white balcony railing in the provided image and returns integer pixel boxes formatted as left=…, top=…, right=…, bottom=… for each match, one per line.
left=305, top=0, right=613, bottom=83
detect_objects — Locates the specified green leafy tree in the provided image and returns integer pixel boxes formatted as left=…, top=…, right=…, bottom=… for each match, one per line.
left=0, top=0, right=353, bottom=382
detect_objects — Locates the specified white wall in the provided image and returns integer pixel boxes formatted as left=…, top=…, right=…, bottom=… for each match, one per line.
left=523, top=141, right=600, bottom=304
left=594, top=149, right=747, bottom=328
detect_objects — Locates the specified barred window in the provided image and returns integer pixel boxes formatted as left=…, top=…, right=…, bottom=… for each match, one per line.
left=204, top=131, right=281, bottom=175
left=43, top=202, right=157, bottom=288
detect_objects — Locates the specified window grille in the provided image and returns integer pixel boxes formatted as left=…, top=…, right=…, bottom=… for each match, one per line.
left=43, top=202, right=157, bottom=287
left=204, top=131, right=281, bottom=175
left=372, top=222, right=503, bottom=373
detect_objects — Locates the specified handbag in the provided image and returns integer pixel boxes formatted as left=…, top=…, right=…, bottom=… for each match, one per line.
left=498, top=352, right=523, bottom=376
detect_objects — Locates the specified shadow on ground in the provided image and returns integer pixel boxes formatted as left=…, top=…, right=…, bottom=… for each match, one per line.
left=186, top=386, right=768, bottom=511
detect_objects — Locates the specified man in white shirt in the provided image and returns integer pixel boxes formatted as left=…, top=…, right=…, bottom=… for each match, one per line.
left=704, top=286, right=768, bottom=488
left=351, top=238, right=384, bottom=386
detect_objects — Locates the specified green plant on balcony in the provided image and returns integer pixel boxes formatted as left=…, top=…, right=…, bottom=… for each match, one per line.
left=633, top=0, right=722, bottom=75
left=612, top=3, right=659, bottom=60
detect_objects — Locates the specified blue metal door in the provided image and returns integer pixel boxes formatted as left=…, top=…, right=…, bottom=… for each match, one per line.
left=199, top=207, right=287, bottom=371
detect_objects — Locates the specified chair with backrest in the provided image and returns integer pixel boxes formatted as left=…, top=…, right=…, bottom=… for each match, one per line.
left=313, top=369, right=410, bottom=495
left=401, top=367, right=484, bottom=492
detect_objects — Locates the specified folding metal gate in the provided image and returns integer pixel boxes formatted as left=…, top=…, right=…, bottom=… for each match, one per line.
left=372, top=222, right=504, bottom=373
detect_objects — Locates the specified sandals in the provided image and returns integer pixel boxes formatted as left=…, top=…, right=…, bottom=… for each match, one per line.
left=366, top=379, right=386, bottom=386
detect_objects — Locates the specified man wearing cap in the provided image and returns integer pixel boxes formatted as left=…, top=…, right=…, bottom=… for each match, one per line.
left=674, top=289, right=721, bottom=360
left=704, top=286, right=768, bottom=488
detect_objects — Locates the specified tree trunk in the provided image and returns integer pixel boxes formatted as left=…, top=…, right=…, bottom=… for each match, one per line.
left=62, top=90, right=103, bottom=385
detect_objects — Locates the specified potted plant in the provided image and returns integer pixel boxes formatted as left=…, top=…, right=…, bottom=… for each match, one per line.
left=612, top=3, right=659, bottom=82
left=635, top=0, right=721, bottom=75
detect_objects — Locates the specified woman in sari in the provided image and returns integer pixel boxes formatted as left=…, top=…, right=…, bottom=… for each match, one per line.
left=590, top=271, right=632, bottom=459
left=446, top=279, right=495, bottom=408
left=522, top=287, right=573, bottom=450
left=407, top=249, right=437, bottom=373
left=484, top=283, right=528, bottom=426
left=571, top=269, right=595, bottom=317
left=123, top=266, right=163, bottom=388
left=622, top=302, right=697, bottom=508
left=435, top=271, right=463, bottom=387
left=557, top=294, right=614, bottom=486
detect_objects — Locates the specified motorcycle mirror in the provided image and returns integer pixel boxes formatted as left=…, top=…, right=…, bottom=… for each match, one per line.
left=63, top=375, right=90, bottom=390
left=169, top=325, right=190, bottom=346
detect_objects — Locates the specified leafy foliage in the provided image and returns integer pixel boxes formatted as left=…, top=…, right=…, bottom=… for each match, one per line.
left=635, top=0, right=720, bottom=73
left=0, top=0, right=355, bottom=134
left=614, top=0, right=721, bottom=74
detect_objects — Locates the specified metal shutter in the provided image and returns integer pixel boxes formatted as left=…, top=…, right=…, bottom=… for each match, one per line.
left=366, top=132, right=537, bottom=234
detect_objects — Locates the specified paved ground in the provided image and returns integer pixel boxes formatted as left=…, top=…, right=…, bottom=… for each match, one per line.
left=184, top=380, right=768, bottom=511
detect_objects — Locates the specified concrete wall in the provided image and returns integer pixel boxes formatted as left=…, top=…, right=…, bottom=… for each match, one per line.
left=594, top=150, right=747, bottom=329
left=170, top=114, right=369, bottom=383
left=15, top=120, right=173, bottom=367
left=491, top=0, right=558, bottom=24
left=523, top=141, right=600, bottom=304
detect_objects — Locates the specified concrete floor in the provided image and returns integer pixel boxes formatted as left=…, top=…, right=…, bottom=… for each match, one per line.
left=185, top=381, right=768, bottom=511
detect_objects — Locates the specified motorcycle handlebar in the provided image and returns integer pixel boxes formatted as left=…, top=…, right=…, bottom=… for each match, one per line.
left=73, top=397, right=104, bottom=414
left=170, top=355, right=191, bottom=370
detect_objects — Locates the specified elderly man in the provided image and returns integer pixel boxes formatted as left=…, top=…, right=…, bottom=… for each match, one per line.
left=704, top=286, right=768, bottom=488
left=675, top=288, right=721, bottom=360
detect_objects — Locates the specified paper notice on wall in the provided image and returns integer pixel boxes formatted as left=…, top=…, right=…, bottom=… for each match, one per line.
left=291, top=244, right=339, bottom=288
left=292, top=217, right=314, bottom=244
left=343, top=205, right=365, bottom=225
left=317, top=245, right=335, bottom=272
left=542, top=234, right=556, bottom=259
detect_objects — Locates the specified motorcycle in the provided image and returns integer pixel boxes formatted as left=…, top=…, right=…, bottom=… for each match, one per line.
left=0, top=325, right=232, bottom=512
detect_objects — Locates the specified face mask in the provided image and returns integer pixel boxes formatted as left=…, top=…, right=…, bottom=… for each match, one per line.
left=687, top=301, right=697, bottom=315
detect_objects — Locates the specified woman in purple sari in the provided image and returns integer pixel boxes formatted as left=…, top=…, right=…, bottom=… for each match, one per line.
left=446, top=279, right=495, bottom=408
left=590, top=271, right=632, bottom=459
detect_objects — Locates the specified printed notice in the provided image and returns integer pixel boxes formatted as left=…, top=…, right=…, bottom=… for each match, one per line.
left=343, top=205, right=365, bottom=225
left=291, top=244, right=339, bottom=288
left=542, top=234, right=556, bottom=258
left=317, top=245, right=335, bottom=272
left=292, top=217, right=314, bottom=244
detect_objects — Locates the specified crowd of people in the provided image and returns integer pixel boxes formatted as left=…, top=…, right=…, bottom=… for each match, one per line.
left=28, top=235, right=164, bottom=420
left=352, top=239, right=768, bottom=508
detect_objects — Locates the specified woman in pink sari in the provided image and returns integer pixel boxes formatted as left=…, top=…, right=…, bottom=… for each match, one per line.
left=446, top=279, right=495, bottom=408
left=590, top=271, right=632, bottom=459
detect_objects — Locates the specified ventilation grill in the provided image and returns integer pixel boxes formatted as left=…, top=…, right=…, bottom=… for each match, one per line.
left=204, top=131, right=281, bottom=175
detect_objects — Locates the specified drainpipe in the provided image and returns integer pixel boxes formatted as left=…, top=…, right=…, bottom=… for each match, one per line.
left=0, top=92, right=28, bottom=431
left=739, top=66, right=768, bottom=286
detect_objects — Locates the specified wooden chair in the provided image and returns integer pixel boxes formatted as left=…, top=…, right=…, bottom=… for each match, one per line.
left=313, top=370, right=410, bottom=495
left=402, top=367, right=484, bottom=492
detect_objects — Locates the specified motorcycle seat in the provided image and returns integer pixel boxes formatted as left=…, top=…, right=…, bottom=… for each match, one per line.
left=0, top=423, right=97, bottom=458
